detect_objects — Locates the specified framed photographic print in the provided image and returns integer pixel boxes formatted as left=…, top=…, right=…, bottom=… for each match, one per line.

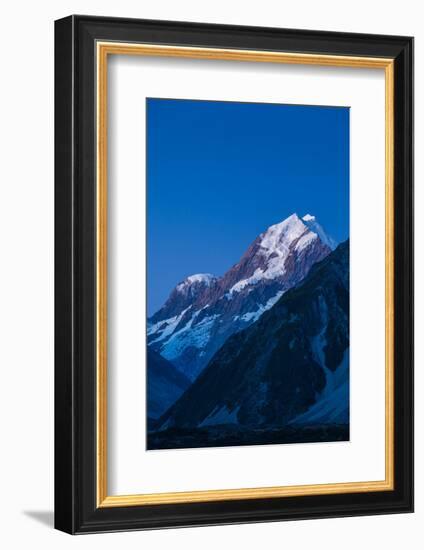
left=54, top=15, right=413, bottom=534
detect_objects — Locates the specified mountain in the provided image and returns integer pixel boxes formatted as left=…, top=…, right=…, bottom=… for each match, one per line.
left=157, top=240, right=349, bottom=432
left=148, top=213, right=335, bottom=381
left=147, top=348, right=191, bottom=420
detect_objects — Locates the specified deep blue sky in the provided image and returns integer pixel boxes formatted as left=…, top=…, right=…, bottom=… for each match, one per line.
left=147, top=98, right=349, bottom=315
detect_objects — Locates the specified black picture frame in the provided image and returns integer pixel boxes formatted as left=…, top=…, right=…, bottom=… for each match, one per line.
left=55, top=15, right=413, bottom=534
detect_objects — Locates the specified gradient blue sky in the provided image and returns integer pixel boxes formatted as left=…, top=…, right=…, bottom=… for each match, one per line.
left=147, top=98, right=349, bottom=315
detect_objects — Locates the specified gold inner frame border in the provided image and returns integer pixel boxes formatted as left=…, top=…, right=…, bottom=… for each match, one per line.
left=96, top=41, right=395, bottom=508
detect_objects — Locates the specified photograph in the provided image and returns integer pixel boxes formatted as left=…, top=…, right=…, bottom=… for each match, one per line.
left=146, top=98, right=350, bottom=450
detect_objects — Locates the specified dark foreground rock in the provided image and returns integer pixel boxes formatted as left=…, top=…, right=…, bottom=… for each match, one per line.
left=147, top=423, right=349, bottom=450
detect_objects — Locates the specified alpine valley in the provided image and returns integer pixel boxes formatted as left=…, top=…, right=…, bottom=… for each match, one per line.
left=146, top=213, right=349, bottom=450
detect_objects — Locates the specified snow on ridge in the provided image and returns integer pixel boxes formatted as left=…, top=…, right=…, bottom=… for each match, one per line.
left=294, top=230, right=317, bottom=253
left=259, top=213, right=306, bottom=256
left=149, top=306, right=192, bottom=344
left=228, top=261, right=287, bottom=294
left=228, top=268, right=264, bottom=294
left=258, top=212, right=336, bottom=257
left=251, top=213, right=316, bottom=283
left=176, top=273, right=217, bottom=292
left=239, top=290, right=284, bottom=323
left=302, top=214, right=337, bottom=251
left=161, top=314, right=220, bottom=362
left=186, top=273, right=216, bottom=284
left=226, top=215, right=310, bottom=296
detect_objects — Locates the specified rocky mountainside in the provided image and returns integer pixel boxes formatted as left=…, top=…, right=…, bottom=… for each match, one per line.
left=157, top=240, right=349, bottom=431
left=148, top=213, right=335, bottom=381
left=146, top=348, right=191, bottom=420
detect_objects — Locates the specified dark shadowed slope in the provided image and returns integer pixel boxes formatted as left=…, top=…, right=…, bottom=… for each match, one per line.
left=147, top=348, right=191, bottom=420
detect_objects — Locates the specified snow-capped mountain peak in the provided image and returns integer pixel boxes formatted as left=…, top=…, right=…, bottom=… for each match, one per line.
left=259, top=213, right=337, bottom=257
left=302, top=214, right=337, bottom=250
left=148, top=212, right=336, bottom=380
